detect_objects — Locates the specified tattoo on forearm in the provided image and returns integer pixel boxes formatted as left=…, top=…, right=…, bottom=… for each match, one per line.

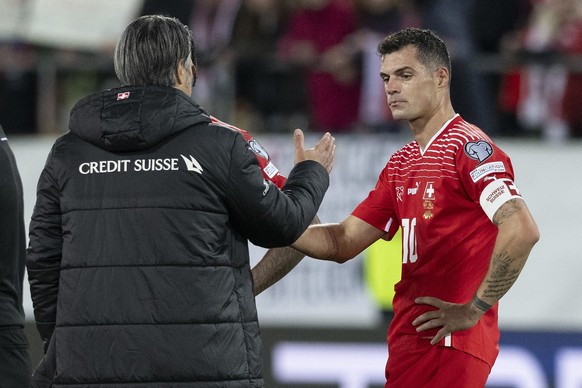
left=472, top=295, right=492, bottom=312
left=482, top=251, right=523, bottom=300
left=493, top=199, right=522, bottom=226
left=254, top=218, right=321, bottom=295
left=325, top=226, right=340, bottom=260
left=253, top=247, right=304, bottom=296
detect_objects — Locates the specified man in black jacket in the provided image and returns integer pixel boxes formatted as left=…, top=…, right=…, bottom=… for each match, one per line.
left=0, top=124, right=32, bottom=387
left=27, top=15, right=334, bottom=387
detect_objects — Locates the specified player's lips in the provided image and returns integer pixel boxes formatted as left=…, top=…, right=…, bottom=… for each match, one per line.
left=389, top=99, right=405, bottom=107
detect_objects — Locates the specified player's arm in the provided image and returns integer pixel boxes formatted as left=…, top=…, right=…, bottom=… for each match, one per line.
left=253, top=215, right=320, bottom=296
left=471, top=198, right=539, bottom=312
left=253, top=247, right=305, bottom=296
left=249, top=129, right=335, bottom=293
left=292, top=215, right=385, bottom=263
left=413, top=198, right=539, bottom=344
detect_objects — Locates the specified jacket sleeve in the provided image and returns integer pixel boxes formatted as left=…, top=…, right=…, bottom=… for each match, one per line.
left=26, top=148, right=62, bottom=346
left=226, top=134, right=329, bottom=248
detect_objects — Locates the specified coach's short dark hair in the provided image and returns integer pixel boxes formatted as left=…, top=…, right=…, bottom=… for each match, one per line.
left=114, top=15, right=196, bottom=87
left=377, top=28, right=451, bottom=76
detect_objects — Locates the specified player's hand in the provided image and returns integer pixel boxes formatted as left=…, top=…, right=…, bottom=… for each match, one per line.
left=412, top=296, right=485, bottom=345
left=293, top=129, right=335, bottom=174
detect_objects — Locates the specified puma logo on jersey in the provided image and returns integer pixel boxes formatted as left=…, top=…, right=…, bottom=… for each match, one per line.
left=408, top=182, right=420, bottom=195
left=180, top=154, right=203, bottom=174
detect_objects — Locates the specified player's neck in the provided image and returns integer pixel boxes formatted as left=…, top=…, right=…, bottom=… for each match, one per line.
left=410, top=106, right=456, bottom=150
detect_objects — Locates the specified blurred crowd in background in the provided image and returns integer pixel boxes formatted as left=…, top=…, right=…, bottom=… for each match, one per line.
left=1, top=0, right=582, bottom=140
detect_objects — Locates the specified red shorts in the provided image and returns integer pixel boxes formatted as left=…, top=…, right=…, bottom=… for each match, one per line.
left=385, top=346, right=491, bottom=388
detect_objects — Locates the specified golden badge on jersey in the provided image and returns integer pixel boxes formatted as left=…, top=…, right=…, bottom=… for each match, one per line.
left=422, top=182, right=435, bottom=219
left=422, top=200, right=434, bottom=220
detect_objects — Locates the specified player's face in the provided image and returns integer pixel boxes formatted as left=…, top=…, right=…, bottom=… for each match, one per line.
left=380, top=46, right=440, bottom=122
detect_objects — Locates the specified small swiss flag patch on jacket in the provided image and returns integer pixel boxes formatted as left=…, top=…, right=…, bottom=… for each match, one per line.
left=117, top=92, right=130, bottom=100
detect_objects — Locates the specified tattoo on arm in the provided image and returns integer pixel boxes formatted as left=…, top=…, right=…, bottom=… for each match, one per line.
left=493, top=199, right=522, bottom=226
left=253, top=247, right=304, bottom=296
left=254, top=215, right=321, bottom=295
left=472, top=295, right=492, bottom=312
left=324, top=226, right=340, bottom=261
left=482, top=251, right=522, bottom=300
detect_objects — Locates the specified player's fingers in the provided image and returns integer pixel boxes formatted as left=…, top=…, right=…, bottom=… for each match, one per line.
left=415, top=296, right=443, bottom=308
left=430, top=328, right=449, bottom=345
left=414, top=317, right=443, bottom=333
left=412, top=310, right=441, bottom=327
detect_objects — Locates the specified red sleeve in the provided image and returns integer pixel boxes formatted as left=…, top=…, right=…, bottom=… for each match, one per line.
left=351, top=165, right=399, bottom=240
left=456, top=137, right=516, bottom=203
left=210, top=116, right=287, bottom=189
left=238, top=130, right=287, bottom=189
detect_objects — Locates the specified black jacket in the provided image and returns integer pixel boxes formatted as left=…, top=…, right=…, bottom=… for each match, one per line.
left=0, top=125, right=27, bottom=329
left=0, top=124, right=31, bottom=388
left=27, top=86, right=329, bottom=387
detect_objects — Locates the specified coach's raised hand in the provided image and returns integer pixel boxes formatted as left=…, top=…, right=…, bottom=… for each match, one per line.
left=293, top=129, right=335, bottom=174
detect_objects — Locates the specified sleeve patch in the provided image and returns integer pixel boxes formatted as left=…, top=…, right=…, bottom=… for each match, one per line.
left=479, top=178, right=522, bottom=221
left=464, top=140, right=493, bottom=163
left=263, top=161, right=279, bottom=179
left=248, top=139, right=269, bottom=160
left=470, top=161, right=506, bottom=182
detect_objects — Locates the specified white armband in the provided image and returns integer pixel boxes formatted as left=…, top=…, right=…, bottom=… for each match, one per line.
left=479, top=178, right=522, bottom=221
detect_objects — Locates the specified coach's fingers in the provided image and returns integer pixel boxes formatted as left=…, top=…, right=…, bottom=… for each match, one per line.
left=313, top=132, right=335, bottom=173
left=294, top=129, right=306, bottom=165
left=302, top=132, right=335, bottom=173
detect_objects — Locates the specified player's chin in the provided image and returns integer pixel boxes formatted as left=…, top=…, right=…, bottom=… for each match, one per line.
left=389, top=110, right=407, bottom=121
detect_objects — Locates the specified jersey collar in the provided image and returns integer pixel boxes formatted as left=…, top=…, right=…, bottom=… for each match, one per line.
left=419, top=113, right=459, bottom=156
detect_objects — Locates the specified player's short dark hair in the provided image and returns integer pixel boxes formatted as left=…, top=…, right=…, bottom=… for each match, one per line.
left=377, top=28, right=451, bottom=76
left=114, top=15, right=197, bottom=87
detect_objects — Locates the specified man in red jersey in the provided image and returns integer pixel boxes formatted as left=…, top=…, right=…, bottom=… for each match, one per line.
left=291, top=28, right=540, bottom=387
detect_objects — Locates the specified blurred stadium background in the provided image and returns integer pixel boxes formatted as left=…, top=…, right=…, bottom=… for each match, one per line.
left=2, top=1, right=582, bottom=387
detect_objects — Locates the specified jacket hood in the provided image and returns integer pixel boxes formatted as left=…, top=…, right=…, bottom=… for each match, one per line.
left=69, top=85, right=211, bottom=152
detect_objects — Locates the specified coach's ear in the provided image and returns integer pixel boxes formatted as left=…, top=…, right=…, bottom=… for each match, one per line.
left=192, top=64, right=197, bottom=87
left=175, top=59, right=187, bottom=86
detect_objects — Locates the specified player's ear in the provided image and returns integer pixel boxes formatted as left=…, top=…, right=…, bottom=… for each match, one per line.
left=436, top=67, right=449, bottom=87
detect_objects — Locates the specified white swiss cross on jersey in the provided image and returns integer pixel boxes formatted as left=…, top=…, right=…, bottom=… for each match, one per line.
left=422, top=182, right=435, bottom=200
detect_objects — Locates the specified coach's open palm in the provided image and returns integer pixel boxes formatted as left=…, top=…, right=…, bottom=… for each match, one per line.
left=293, top=129, right=335, bottom=174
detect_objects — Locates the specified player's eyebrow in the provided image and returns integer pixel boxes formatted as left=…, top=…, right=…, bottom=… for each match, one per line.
left=380, top=66, right=414, bottom=78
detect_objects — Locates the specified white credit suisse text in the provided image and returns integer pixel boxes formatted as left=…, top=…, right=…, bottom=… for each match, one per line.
left=79, top=158, right=179, bottom=174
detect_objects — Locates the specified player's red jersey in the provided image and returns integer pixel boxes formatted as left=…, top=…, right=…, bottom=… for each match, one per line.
left=210, top=116, right=287, bottom=188
left=352, top=115, right=522, bottom=369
